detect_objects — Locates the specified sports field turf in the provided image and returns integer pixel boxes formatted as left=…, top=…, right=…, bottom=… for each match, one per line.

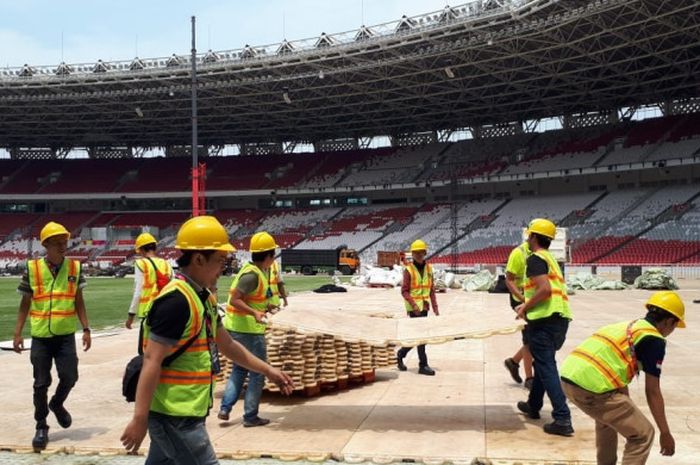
left=0, top=274, right=350, bottom=342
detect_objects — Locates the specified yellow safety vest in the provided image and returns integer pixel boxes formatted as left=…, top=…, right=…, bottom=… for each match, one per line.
left=404, top=262, right=433, bottom=312
left=145, top=277, right=216, bottom=418
left=560, top=319, right=664, bottom=393
left=135, top=257, right=172, bottom=318
left=523, top=249, right=571, bottom=321
left=223, top=262, right=270, bottom=334
left=269, top=260, right=282, bottom=307
left=506, top=242, right=530, bottom=302
left=27, top=258, right=80, bottom=338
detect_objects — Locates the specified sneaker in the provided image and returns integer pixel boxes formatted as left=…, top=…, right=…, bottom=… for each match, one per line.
left=504, top=358, right=522, bottom=384
left=32, top=427, right=49, bottom=451
left=217, top=410, right=230, bottom=421
left=544, top=420, right=574, bottom=437
left=397, top=358, right=407, bottom=372
left=418, top=366, right=436, bottom=376
left=48, top=399, right=72, bottom=429
left=243, top=416, right=270, bottom=428
left=516, top=401, right=540, bottom=420
left=524, top=377, right=534, bottom=391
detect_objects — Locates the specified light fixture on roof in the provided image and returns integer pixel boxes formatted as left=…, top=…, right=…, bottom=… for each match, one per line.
left=444, top=66, right=455, bottom=78
left=282, top=87, right=292, bottom=104
left=318, top=70, right=325, bottom=79
left=135, top=107, right=144, bottom=117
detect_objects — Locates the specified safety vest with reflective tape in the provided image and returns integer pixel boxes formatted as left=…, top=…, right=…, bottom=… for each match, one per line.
left=269, top=260, right=282, bottom=307
left=145, top=277, right=216, bottom=418
left=27, top=258, right=80, bottom=338
left=135, top=257, right=172, bottom=318
left=523, top=249, right=571, bottom=321
left=404, top=262, right=433, bottom=312
left=506, top=242, right=531, bottom=302
left=560, top=319, right=664, bottom=394
left=223, top=262, right=270, bottom=334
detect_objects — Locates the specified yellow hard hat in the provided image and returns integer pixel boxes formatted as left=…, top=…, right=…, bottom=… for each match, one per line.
left=175, top=216, right=235, bottom=252
left=40, top=222, right=70, bottom=244
left=134, top=232, right=157, bottom=251
left=646, top=291, right=686, bottom=328
left=249, top=231, right=278, bottom=253
left=527, top=218, right=556, bottom=239
left=410, top=239, right=428, bottom=252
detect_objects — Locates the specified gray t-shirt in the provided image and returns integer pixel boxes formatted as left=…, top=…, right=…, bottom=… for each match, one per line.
left=236, top=272, right=259, bottom=295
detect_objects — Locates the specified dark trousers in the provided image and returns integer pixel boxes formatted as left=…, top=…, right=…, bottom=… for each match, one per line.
left=397, top=310, right=428, bottom=367
left=526, top=316, right=571, bottom=422
left=30, top=335, right=79, bottom=429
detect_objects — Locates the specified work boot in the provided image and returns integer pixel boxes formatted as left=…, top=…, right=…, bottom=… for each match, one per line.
left=418, top=365, right=436, bottom=376
left=397, top=357, right=407, bottom=372
left=544, top=420, right=574, bottom=437
left=32, top=427, right=49, bottom=451
left=243, top=416, right=270, bottom=428
left=217, top=410, right=230, bottom=421
left=524, top=377, right=534, bottom=391
left=516, top=401, right=540, bottom=419
left=48, top=398, right=72, bottom=429
left=504, top=358, right=522, bottom=384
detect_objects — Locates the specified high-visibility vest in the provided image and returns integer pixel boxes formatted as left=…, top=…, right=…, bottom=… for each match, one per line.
left=223, top=262, right=270, bottom=334
left=560, top=319, right=664, bottom=393
left=523, top=249, right=571, bottom=321
left=404, top=262, right=433, bottom=312
left=506, top=242, right=530, bottom=302
left=269, top=260, right=282, bottom=307
left=145, top=277, right=216, bottom=418
left=135, top=257, right=172, bottom=318
left=27, top=258, right=80, bottom=338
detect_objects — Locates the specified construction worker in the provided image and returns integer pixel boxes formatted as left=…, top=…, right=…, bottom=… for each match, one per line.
left=396, top=239, right=439, bottom=376
left=269, top=259, right=288, bottom=309
left=12, top=222, right=91, bottom=451
left=218, top=231, right=280, bottom=426
left=504, top=235, right=534, bottom=389
left=560, top=291, right=684, bottom=465
left=120, top=217, right=293, bottom=462
left=514, top=218, right=574, bottom=436
left=125, top=232, right=173, bottom=334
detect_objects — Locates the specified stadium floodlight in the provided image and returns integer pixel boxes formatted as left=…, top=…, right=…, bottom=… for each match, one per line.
left=134, top=107, right=144, bottom=117
left=283, top=89, right=292, bottom=104
left=318, top=70, right=325, bottom=79
left=444, top=66, right=455, bottom=78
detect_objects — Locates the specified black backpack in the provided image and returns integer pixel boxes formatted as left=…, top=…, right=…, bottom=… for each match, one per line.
left=122, top=328, right=201, bottom=402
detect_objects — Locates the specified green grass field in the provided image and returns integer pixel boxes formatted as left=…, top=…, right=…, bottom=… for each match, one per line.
left=0, top=275, right=349, bottom=342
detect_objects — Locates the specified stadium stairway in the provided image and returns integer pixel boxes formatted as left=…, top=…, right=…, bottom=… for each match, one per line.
left=571, top=187, right=661, bottom=254
left=0, top=161, right=30, bottom=192
left=584, top=188, right=700, bottom=263
left=428, top=199, right=510, bottom=260
left=558, top=192, right=607, bottom=228
left=411, top=143, right=453, bottom=182
left=639, top=116, right=689, bottom=163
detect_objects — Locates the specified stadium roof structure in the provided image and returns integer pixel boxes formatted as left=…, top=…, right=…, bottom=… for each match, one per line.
left=0, top=0, right=698, bottom=152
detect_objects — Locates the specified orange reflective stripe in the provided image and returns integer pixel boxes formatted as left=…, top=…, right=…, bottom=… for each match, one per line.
left=175, top=282, right=200, bottom=340
left=30, top=310, right=76, bottom=319
left=159, top=369, right=212, bottom=385
left=31, top=293, right=77, bottom=301
left=67, top=260, right=77, bottom=295
left=592, top=333, right=634, bottom=381
left=571, top=349, right=625, bottom=389
left=33, top=260, right=43, bottom=296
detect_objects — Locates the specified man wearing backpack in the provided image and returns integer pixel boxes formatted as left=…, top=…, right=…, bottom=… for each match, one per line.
left=120, top=217, right=293, bottom=463
left=125, top=232, right=172, bottom=331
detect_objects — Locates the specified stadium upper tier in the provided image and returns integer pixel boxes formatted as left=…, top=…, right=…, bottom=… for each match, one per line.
left=1, top=113, right=699, bottom=197
left=0, top=0, right=698, bottom=148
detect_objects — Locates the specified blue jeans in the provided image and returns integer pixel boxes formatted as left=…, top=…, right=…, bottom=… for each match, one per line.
left=526, top=316, right=571, bottom=422
left=145, top=412, right=218, bottom=465
left=219, top=332, right=267, bottom=421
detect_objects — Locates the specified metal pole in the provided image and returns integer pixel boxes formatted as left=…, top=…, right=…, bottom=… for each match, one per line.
left=191, top=16, right=199, bottom=216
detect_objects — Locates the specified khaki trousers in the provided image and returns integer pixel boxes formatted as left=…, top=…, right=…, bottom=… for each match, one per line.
left=562, top=382, right=654, bottom=465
